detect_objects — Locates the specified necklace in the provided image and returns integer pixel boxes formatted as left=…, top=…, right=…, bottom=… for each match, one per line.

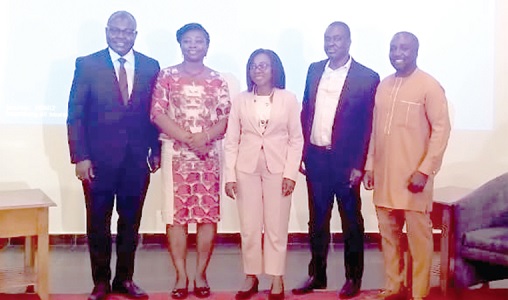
left=253, top=91, right=273, bottom=132
left=253, top=87, right=274, bottom=103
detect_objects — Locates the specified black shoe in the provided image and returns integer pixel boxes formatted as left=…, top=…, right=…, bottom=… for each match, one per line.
left=171, top=279, right=189, bottom=300
left=235, top=277, right=259, bottom=299
left=194, top=279, right=211, bottom=298
left=112, top=280, right=148, bottom=299
left=171, top=287, right=189, bottom=299
left=291, top=276, right=327, bottom=295
left=88, top=282, right=110, bottom=300
left=269, top=282, right=285, bottom=300
left=339, top=279, right=361, bottom=298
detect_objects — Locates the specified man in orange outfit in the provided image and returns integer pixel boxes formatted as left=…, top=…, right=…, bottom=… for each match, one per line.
left=363, top=31, right=451, bottom=300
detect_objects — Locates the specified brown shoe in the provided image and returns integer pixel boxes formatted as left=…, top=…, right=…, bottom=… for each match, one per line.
left=379, top=288, right=408, bottom=300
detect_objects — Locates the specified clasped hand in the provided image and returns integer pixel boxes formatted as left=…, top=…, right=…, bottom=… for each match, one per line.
left=182, top=131, right=212, bottom=157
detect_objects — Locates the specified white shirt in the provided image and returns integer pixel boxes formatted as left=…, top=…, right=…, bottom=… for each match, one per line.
left=310, top=57, right=352, bottom=146
left=108, top=48, right=135, bottom=97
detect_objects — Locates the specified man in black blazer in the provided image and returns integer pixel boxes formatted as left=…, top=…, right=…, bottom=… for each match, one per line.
left=67, top=11, right=160, bottom=300
left=293, top=21, right=379, bottom=298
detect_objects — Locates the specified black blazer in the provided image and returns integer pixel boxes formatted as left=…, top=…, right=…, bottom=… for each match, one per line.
left=67, top=49, right=160, bottom=168
left=301, top=59, right=380, bottom=177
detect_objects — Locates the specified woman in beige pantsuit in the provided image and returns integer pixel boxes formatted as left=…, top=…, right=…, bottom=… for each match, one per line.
left=224, top=49, right=303, bottom=300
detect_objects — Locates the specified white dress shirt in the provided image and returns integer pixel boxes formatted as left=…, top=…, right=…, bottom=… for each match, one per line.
left=109, top=48, right=135, bottom=97
left=310, top=57, right=352, bottom=146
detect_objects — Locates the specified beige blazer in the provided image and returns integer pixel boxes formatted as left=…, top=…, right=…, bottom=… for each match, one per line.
left=224, top=88, right=303, bottom=182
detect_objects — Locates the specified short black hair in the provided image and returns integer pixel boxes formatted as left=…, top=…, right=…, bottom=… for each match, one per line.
left=107, top=11, right=137, bottom=28
left=246, top=49, right=286, bottom=92
left=176, top=23, right=210, bottom=45
left=393, top=31, right=420, bottom=51
left=328, top=21, right=351, bottom=40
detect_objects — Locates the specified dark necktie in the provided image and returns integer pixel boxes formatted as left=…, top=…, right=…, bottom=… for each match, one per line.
left=118, top=57, right=129, bottom=105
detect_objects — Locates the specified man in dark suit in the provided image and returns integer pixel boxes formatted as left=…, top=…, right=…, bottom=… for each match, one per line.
left=67, top=11, right=160, bottom=300
left=292, top=21, right=379, bottom=299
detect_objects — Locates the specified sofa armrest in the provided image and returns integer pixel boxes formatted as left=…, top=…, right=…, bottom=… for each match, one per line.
left=454, top=172, right=508, bottom=238
left=452, top=173, right=508, bottom=288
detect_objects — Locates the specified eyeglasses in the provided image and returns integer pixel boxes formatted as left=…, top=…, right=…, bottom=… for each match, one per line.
left=107, top=27, right=137, bottom=38
left=249, top=62, right=271, bottom=71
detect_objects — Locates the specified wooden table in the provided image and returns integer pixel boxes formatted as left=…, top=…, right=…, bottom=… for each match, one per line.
left=0, top=189, right=56, bottom=300
left=431, top=186, right=473, bottom=294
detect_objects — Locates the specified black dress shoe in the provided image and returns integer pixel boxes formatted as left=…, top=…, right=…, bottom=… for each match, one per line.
left=112, top=280, right=148, bottom=299
left=193, top=280, right=211, bottom=298
left=88, top=282, right=110, bottom=300
left=338, top=279, right=361, bottom=299
left=291, top=276, right=327, bottom=295
left=235, top=277, right=259, bottom=299
left=269, top=283, right=285, bottom=300
left=171, top=287, right=189, bottom=299
left=171, top=279, right=189, bottom=300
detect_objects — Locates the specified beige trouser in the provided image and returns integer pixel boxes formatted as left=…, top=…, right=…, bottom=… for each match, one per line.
left=236, top=151, right=292, bottom=276
left=376, top=206, right=433, bottom=298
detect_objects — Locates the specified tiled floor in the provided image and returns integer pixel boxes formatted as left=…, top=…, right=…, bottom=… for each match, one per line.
left=0, top=242, right=506, bottom=295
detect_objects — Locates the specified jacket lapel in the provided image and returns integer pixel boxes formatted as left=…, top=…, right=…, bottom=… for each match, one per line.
left=335, top=59, right=357, bottom=114
left=308, top=60, right=327, bottom=127
left=99, top=49, right=125, bottom=107
left=130, top=51, right=142, bottom=105
left=310, top=61, right=326, bottom=107
left=246, top=92, right=264, bottom=135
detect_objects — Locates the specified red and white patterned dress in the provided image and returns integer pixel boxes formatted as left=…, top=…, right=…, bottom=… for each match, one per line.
left=151, top=66, right=231, bottom=225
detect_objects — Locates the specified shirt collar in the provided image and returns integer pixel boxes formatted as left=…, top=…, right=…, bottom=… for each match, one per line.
left=108, top=48, right=135, bottom=65
left=324, top=56, right=352, bottom=73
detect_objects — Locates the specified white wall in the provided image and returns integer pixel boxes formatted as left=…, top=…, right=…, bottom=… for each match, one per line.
left=0, top=0, right=506, bottom=234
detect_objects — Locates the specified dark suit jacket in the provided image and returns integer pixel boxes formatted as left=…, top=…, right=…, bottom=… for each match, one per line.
left=67, top=48, right=160, bottom=169
left=301, top=59, right=379, bottom=180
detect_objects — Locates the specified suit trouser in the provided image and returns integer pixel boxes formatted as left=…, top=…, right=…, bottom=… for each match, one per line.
left=83, top=150, right=150, bottom=285
left=304, top=146, right=365, bottom=283
left=375, top=206, right=433, bottom=298
left=236, top=151, right=292, bottom=276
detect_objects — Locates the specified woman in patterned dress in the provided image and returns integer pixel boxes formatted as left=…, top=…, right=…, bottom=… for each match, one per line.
left=150, top=23, right=231, bottom=299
